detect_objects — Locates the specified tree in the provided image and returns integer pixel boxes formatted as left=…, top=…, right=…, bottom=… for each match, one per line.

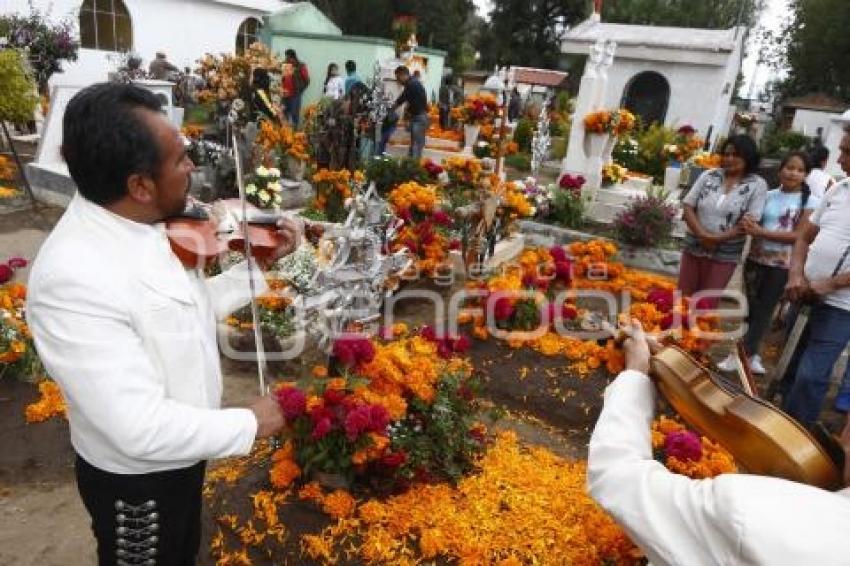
left=768, top=0, right=850, bottom=102
left=601, top=0, right=764, bottom=30
left=478, top=0, right=587, bottom=69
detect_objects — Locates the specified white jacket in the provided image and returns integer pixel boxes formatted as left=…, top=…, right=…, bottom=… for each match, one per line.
left=588, top=370, right=850, bottom=565
left=28, top=193, right=265, bottom=474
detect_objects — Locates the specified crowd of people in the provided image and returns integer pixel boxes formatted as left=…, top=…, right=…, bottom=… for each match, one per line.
left=679, top=128, right=850, bottom=427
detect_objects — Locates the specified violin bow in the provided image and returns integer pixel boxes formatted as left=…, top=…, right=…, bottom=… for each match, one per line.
left=232, top=133, right=269, bottom=395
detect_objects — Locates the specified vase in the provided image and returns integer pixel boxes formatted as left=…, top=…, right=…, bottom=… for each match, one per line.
left=463, top=123, right=481, bottom=155
left=584, top=132, right=610, bottom=160
left=602, top=134, right=617, bottom=164
left=285, top=154, right=306, bottom=182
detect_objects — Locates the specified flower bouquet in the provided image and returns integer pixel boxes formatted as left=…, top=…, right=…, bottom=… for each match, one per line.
left=583, top=108, right=637, bottom=136
left=245, top=166, right=283, bottom=209
left=601, top=162, right=628, bottom=186
left=549, top=173, right=587, bottom=229
left=652, top=416, right=737, bottom=479
left=452, top=94, right=500, bottom=126
left=613, top=187, right=678, bottom=248
left=307, top=168, right=366, bottom=223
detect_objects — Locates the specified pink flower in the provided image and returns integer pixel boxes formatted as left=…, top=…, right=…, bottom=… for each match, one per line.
left=660, top=312, right=674, bottom=330
left=333, top=342, right=356, bottom=367
left=647, top=288, right=674, bottom=313
left=7, top=257, right=27, bottom=269
left=664, top=430, right=703, bottom=462
left=555, top=261, right=572, bottom=282
left=452, top=335, right=471, bottom=353
left=274, top=387, right=306, bottom=420
left=368, top=405, right=389, bottom=432
left=420, top=325, right=438, bottom=342
left=437, top=341, right=453, bottom=359
left=677, top=125, right=696, bottom=136
left=522, top=273, right=536, bottom=288
left=311, top=416, right=332, bottom=440
left=432, top=210, right=453, bottom=227
left=323, top=387, right=346, bottom=406
left=377, top=326, right=394, bottom=340
left=559, top=174, right=585, bottom=190
left=0, top=264, right=12, bottom=284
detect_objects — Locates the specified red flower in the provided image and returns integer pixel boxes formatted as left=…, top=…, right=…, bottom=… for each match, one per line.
left=452, top=335, right=471, bottom=353
left=398, top=208, right=412, bottom=223
left=0, top=264, right=11, bottom=284
left=343, top=405, right=372, bottom=440
left=380, top=451, right=407, bottom=467
left=549, top=246, right=567, bottom=263
left=468, top=426, right=486, bottom=443
left=493, top=297, right=515, bottom=322
left=432, top=210, right=453, bottom=227
left=333, top=336, right=375, bottom=367
left=664, top=430, right=702, bottom=461
left=7, top=257, right=27, bottom=269
left=420, top=325, right=438, bottom=342
left=437, top=340, right=453, bottom=359
left=562, top=305, right=578, bottom=320
left=311, top=416, right=332, bottom=440
left=333, top=342, right=356, bottom=367
left=558, top=174, right=585, bottom=190
left=448, top=239, right=461, bottom=251
left=647, top=288, right=674, bottom=313
left=274, top=387, right=306, bottom=420
left=522, top=273, right=536, bottom=288
left=555, top=261, right=572, bottom=282
left=660, top=312, right=674, bottom=330
left=368, top=405, right=389, bottom=432
left=323, top=387, right=346, bottom=406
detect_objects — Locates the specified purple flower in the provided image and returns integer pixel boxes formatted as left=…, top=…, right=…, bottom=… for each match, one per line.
left=664, top=430, right=702, bottom=462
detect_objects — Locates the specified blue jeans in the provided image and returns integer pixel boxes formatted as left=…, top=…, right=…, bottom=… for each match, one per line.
left=782, top=303, right=850, bottom=425
left=284, top=94, right=302, bottom=128
left=408, top=113, right=429, bottom=158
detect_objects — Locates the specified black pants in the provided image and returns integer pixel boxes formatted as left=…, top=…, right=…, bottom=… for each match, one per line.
left=743, top=260, right=789, bottom=357
left=75, top=455, right=206, bottom=566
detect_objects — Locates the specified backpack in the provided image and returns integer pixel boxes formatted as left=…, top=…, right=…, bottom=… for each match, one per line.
left=293, top=63, right=309, bottom=94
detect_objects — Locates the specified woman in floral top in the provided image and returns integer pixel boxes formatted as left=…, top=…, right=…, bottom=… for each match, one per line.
left=718, top=151, right=818, bottom=374
left=679, top=135, right=768, bottom=307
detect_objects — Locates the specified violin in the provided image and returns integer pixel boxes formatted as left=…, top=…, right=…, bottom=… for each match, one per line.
left=650, top=345, right=842, bottom=490
left=165, top=199, right=287, bottom=269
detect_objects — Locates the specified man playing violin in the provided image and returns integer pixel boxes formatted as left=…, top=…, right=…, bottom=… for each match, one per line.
left=588, top=320, right=850, bottom=565
left=27, top=83, right=302, bottom=565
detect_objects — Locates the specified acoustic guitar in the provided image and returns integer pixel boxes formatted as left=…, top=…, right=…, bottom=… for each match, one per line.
left=651, top=345, right=842, bottom=490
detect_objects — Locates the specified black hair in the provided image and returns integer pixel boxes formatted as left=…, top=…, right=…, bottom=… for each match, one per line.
left=285, top=48, right=297, bottom=61
left=252, top=68, right=270, bottom=90
left=324, top=62, right=337, bottom=88
left=394, top=65, right=410, bottom=77
left=345, top=60, right=356, bottom=73
left=61, top=83, right=162, bottom=206
left=780, top=150, right=813, bottom=220
left=722, top=134, right=760, bottom=176
left=809, top=145, right=829, bottom=167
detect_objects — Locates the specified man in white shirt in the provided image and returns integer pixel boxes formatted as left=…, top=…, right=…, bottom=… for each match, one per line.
left=784, top=127, right=850, bottom=424
left=807, top=146, right=835, bottom=200
left=27, top=83, right=299, bottom=566
left=588, top=320, right=850, bottom=566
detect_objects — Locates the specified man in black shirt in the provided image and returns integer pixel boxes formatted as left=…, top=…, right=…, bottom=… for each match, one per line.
left=392, top=66, right=429, bottom=158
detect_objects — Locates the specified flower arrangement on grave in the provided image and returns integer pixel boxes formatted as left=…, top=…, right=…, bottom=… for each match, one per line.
left=365, top=155, right=430, bottom=197
left=0, top=7, right=79, bottom=93
left=518, top=176, right=552, bottom=219
left=0, top=262, right=44, bottom=381
left=602, top=162, right=629, bottom=186
left=24, top=380, right=67, bottom=423
left=225, top=275, right=296, bottom=338
left=451, top=94, right=500, bottom=126
left=652, top=416, right=737, bottom=479
left=499, top=180, right=535, bottom=219
left=306, top=168, right=366, bottom=223
left=245, top=166, right=283, bottom=209
left=690, top=151, right=722, bottom=169
left=268, top=328, right=483, bottom=487
left=614, top=187, right=679, bottom=248
left=549, top=173, right=587, bottom=229
left=662, top=125, right=705, bottom=164
left=195, top=43, right=281, bottom=108
left=256, top=120, right=311, bottom=164
left=460, top=240, right=716, bottom=374
left=387, top=182, right=457, bottom=277
left=583, top=108, right=636, bottom=136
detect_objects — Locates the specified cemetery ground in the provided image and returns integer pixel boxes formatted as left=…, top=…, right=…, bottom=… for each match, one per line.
left=1, top=203, right=847, bottom=564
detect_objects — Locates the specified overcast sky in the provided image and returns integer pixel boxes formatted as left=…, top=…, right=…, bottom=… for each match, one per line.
left=471, top=0, right=789, bottom=97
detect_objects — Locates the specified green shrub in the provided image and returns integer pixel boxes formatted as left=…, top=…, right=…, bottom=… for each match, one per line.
left=513, top=118, right=534, bottom=152
left=365, top=155, right=429, bottom=196
left=550, top=136, right=568, bottom=160
left=760, top=127, right=812, bottom=159
left=504, top=152, right=531, bottom=172
left=0, top=50, right=38, bottom=123
left=634, top=124, right=678, bottom=184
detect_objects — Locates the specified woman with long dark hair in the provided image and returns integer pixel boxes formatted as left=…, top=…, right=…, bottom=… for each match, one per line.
left=718, top=151, right=819, bottom=373
left=323, top=62, right=344, bottom=100
left=679, top=134, right=769, bottom=308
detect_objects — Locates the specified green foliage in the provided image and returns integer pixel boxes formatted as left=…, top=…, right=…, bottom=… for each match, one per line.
left=633, top=124, right=678, bottom=183
left=512, top=118, right=535, bottom=152
left=550, top=186, right=587, bottom=230
left=760, top=127, right=812, bottom=159
left=602, top=0, right=764, bottom=29
left=613, top=186, right=679, bottom=248
left=767, top=0, right=850, bottom=102
left=554, top=92, right=573, bottom=114
left=504, top=152, right=531, bottom=172
left=550, top=136, right=567, bottom=160
left=300, top=206, right=328, bottom=222
left=0, top=50, right=38, bottom=123
left=365, top=155, right=430, bottom=196
left=612, top=136, right=640, bottom=171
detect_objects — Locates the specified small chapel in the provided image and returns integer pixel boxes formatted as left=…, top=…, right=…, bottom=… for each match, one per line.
left=561, top=1, right=745, bottom=144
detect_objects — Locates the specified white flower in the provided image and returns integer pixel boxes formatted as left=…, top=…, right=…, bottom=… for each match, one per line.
left=246, top=183, right=257, bottom=195
left=259, top=191, right=271, bottom=203
left=274, top=194, right=283, bottom=205
left=256, top=165, right=269, bottom=177
left=267, top=167, right=281, bottom=178
left=437, top=171, right=450, bottom=185
left=267, top=181, right=282, bottom=193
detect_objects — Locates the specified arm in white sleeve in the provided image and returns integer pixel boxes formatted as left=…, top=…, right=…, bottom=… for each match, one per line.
left=28, top=277, right=258, bottom=466
left=204, top=259, right=270, bottom=321
left=587, top=370, right=741, bottom=566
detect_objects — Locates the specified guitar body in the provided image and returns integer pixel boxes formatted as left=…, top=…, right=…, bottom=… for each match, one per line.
left=651, top=346, right=841, bottom=490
